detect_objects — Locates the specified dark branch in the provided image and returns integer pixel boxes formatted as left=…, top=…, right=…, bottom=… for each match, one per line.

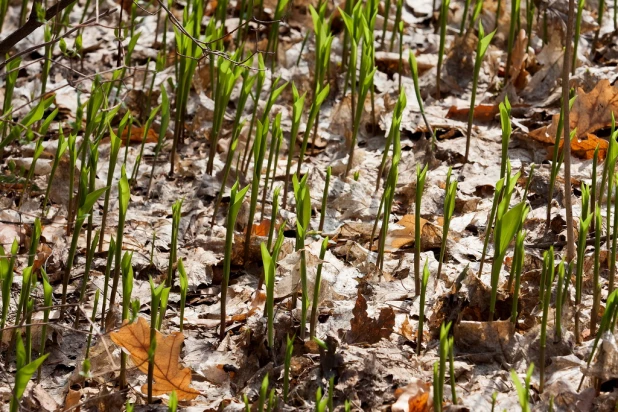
left=0, top=0, right=76, bottom=55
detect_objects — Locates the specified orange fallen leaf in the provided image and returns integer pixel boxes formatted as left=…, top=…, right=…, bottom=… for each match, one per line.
left=529, top=79, right=618, bottom=155
left=117, top=126, right=159, bottom=145
left=347, top=290, right=395, bottom=344
left=249, top=219, right=271, bottom=237
left=400, top=317, right=415, bottom=342
left=553, top=133, right=608, bottom=161
left=392, top=378, right=432, bottom=412
left=383, top=215, right=442, bottom=252
left=110, top=317, right=200, bottom=401
left=446, top=104, right=499, bottom=122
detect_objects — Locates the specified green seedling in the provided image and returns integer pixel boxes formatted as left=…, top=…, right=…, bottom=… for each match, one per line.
left=167, top=199, right=183, bottom=288
left=170, top=0, right=203, bottom=175
left=344, top=20, right=376, bottom=177
left=283, top=334, right=294, bottom=403
left=464, top=24, right=496, bottom=163
left=578, top=288, right=618, bottom=391
left=417, top=260, right=431, bottom=355
left=572, top=0, right=585, bottom=73
left=261, top=113, right=283, bottom=220
left=0, top=240, right=17, bottom=337
left=590, top=146, right=599, bottom=232
left=389, top=0, right=404, bottom=52
left=37, top=269, right=52, bottom=382
left=414, top=164, right=429, bottom=295
left=42, top=127, right=68, bottom=216
left=375, top=115, right=402, bottom=271
left=546, top=97, right=576, bottom=228
left=178, top=258, right=188, bottom=332
left=221, top=182, right=250, bottom=340
left=118, top=251, right=134, bottom=387
left=259, top=374, right=269, bottom=412
left=297, top=84, right=330, bottom=176
left=243, top=119, right=270, bottom=264
left=509, top=230, right=526, bottom=324
left=262, top=231, right=285, bottom=351
left=539, top=248, right=555, bottom=393
left=267, top=0, right=291, bottom=70
left=595, top=0, right=605, bottom=43
left=74, top=229, right=100, bottom=327
left=131, top=104, right=160, bottom=184
left=511, top=364, right=534, bottom=412
left=409, top=51, right=436, bottom=145
left=41, top=26, right=53, bottom=95
left=98, top=124, right=121, bottom=249
left=148, top=277, right=166, bottom=403
left=60, top=166, right=107, bottom=319
left=84, top=289, right=100, bottom=363
left=169, top=391, right=178, bottom=412
left=106, top=167, right=129, bottom=324
left=207, top=57, right=242, bottom=175
left=600, top=117, right=618, bottom=289
left=267, top=188, right=281, bottom=252
left=310, top=236, right=329, bottom=339
left=575, top=189, right=593, bottom=344
left=554, top=261, right=568, bottom=342
left=590, top=206, right=602, bottom=335
left=612, top=180, right=618, bottom=296
left=240, top=55, right=267, bottom=173
left=318, top=166, right=332, bottom=232
left=525, top=0, right=535, bottom=50
left=293, top=173, right=312, bottom=339
left=147, top=84, right=171, bottom=196
left=1, top=95, right=54, bottom=161
left=505, top=0, right=522, bottom=82
left=460, top=0, right=472, bottom=34
left=437, top=168, right=457, bottom=281
left=100, top=237, right=115, bottom=328
left=2, top=57, right=22, bottom=141
left=489, top=199, right=529, bottom=321
left=433, top=322, right=452, bottom=411
left=242, top=76, right=287, bottom=175
left=283, top=84, right=307, bottom=209
left=27, top=218, right=41, bottom=268
left=9, top=336, right=49, bottom=412
left=376, top=92, right=406, bottom=191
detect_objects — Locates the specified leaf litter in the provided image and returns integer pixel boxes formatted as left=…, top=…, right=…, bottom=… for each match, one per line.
left=2, top=0, right=618, bottom=410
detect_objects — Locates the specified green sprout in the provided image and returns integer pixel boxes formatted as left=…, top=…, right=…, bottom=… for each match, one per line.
left=511, top=364, right=534, bottom=412
left=437, top=167, right=458, bottom=281
left=293, top=173, right=311, bottom=340
left=318, top=166, right=332, bottom=232
left=310, top=236, right=329, bottom=339
left=464, top=24, right=496, bottom=163
left=539, top=248, right=555, bottom=393
left=414, top=164, right=428, bottom=295
left=417, top=260, right=431, bottom=355
left=221, top=182, right=250, bottom=340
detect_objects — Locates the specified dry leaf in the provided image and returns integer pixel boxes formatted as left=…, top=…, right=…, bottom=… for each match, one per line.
left=383, top=215, right=442, bottom=252
left=118, top=126, right=158, bottom=145
left=392, top=378, right=432, bottom=412
left=110, top=317, right=200, bottom=400
left=446, top=104, right=499, bottom=122
left=347, top=290, right=395, bottom=344
left=529, top=79, right=618, bottom=147
left=63, top=388, right=81, bottom=411
left=400, top=317, right=415, bottom=342
left=554, top=133, right=608, bottom=161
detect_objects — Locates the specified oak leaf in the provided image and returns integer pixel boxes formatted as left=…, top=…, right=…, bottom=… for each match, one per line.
left=110, top=317, right=200, bottom=400
left=347, top=291, right=395, bottom=344
left=383, top=215, right=442, bottom=252
left=529, top=79, right=616, bottom=159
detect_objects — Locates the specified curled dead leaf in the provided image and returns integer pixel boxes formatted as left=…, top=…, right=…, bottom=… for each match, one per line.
left=392, top=378, right=432, bottom=412
left=383, top=215, right=442, bottom=252
left=346, top=290, right=395, bottom=344
left=110, top=317, right=200, bottom=400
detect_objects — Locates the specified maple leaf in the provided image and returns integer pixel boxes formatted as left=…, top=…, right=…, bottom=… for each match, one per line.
left=110, top=317, right=200, bottom=401
left=346, top=290, right=395, bottom=344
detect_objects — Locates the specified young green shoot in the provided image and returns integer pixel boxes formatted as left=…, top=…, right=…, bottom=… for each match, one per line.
left=310, top=236, right=329, bottom=339
left=283, top=334, right=294, bottom=403
left=464, top=24, right=496, bottom=163
left=414, top=164, right=429, bottom=295
left=293, top=173, right=312, bottom=339
left=539, top=248, right=555, bottom=393
left=510, top=230, right=526, bottom=324
left=243, top=120, right=269, bottom=264
left=505, top=0, right=522, bottom=82
left=283, top=84, right=307, bottom=209
left=409, top=51, right=436, bottom=145
left=221, top=182, right=250, bottom=340
left=437, top=167, right=457, bottom=281
left=417, top=260, right=430, bottom=355
left=511, top=364, right=534, bottom=412
left=318, top=166, right=332, bottom=232
left=590, top=206, right=602, bottom=335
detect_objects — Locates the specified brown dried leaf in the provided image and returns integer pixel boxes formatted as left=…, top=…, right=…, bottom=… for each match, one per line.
left=347, top=291, right=395, bottom=344
left=110, top=317, right=200, bottom=400
left=383, top=215, right=442, bottom=252
left=117, top=126, right=159, bottom=145
left=529, top=79, right=618, bottom=147
left=392, top=378, right=432, bottom=412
